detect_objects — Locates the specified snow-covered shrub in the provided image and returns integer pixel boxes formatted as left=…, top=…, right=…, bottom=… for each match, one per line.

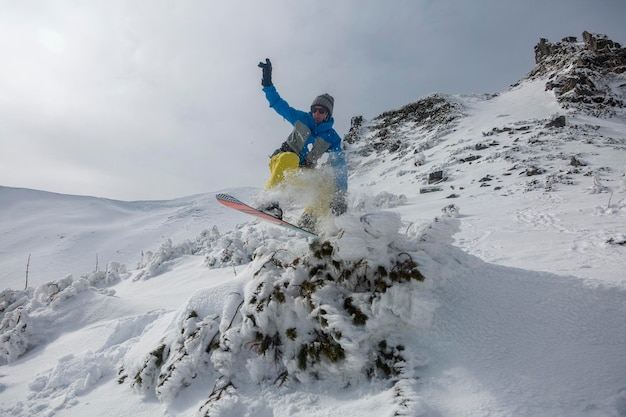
left=441, top=204, right=460, bottom=217
left=136, top=238, right=200, bottom=280
left=119, top=212, right=437, bottom=414
left=0, top=270, right=125, bottom=364
left=32, top=275, right=90, bottom=308
left=354, top=191, right=407, bottom=212
left=85, top=262, right=128, bottom=287
left=129, top=344, right=168, bottom=395
left=203, top=224, right=265, bottom=269
left=119, top=292, right=242, bottom=403
left=0, top=279, right=77, bottom=364
left=219, top=214, right=431, bottom=385
left=155, top=311, right=221, bottom=402
left=0, top=288, right=31, bottom=314
left=241, top=239, right=425, bottom=379
left=0, top=306, right=33, bottom=364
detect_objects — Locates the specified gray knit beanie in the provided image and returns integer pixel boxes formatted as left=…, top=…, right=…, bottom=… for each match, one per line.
left=311, top=93, right=334, bottom=117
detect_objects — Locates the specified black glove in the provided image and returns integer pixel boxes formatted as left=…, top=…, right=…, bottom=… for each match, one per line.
left=258, top=58, right=272, bottom=87
left=330, top=191, right=347, bottom=216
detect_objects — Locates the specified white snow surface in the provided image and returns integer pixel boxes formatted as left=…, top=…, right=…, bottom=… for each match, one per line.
left=1, top=76, right=626, bottom=417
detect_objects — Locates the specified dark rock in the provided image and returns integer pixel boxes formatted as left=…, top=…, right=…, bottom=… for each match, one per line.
left=583, top=31, right=618, bottom=52
left=428, top=170, right=445, bottom=184
left=607, top=237, right=626, bottom=246
left=545, top=115, right=566, bottom=128
left=534, top=38, right=554, bottom=64
left=420, top=186, right=443, bottom=194
left=525, top=167, right=544, bottom=176
left=570, top=156, right=586, bottom=167
left=344, top=116, right=364, bottom=144
left=460, top=155, right=481, bottom=163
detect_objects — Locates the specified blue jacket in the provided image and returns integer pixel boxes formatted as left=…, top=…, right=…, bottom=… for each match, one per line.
left=262, top=85, right=348, bottom=192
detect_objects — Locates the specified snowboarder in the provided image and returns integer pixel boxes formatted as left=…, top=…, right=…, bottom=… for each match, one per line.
left=257, top=58, right=348, bottom=230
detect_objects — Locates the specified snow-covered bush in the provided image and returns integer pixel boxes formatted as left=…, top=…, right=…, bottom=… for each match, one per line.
left=353, top=191, right=408, bottom=212
left=0, top=267, right=128, bottom=364
left=235, top=237, right=426, bottom=382
left=126, top=309, right=222, bottom=402
left=85, top=262, right=128, bottom=287
left=0, top=306, right=33, bottom=364
left=202, top=224, right=264, bottom=269
left=133, top=225, right=269, bottom=278
left=32, top=275, right=90, bottom=308
left=136, top=238, right=201, bottom=280
left=0, top=288, right=31, bottom=314
left=0, top=277, right=91, bottom=364
left=120, top=212, right=437, bottom=415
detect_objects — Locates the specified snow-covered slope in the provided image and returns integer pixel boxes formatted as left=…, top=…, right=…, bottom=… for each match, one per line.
left=0, top=186, right=256, bottom=289
left=1, top=32, right=625, bottom=417
left=347, top=77, right=626, bottom=282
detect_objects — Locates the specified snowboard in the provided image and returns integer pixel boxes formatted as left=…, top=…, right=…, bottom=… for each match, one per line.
left=215, top=193, right=317, bottom=237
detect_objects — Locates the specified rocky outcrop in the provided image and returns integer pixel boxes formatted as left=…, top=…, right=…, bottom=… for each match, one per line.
left=345, top=93, right=463, bottom=157
left=525, top=31, right=626, bottom=116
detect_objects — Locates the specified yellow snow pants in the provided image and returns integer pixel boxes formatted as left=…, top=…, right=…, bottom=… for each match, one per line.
left=264, top=152, right=335, bottom=217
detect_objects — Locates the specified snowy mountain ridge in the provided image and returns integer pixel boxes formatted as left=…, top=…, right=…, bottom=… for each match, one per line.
left=528, top=31, right=626, bottom=116
left=1, top=32, right=626, bottom=417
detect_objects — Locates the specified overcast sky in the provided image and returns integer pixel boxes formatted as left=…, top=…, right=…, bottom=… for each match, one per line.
left=1, top=0, right=625, bottom=201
